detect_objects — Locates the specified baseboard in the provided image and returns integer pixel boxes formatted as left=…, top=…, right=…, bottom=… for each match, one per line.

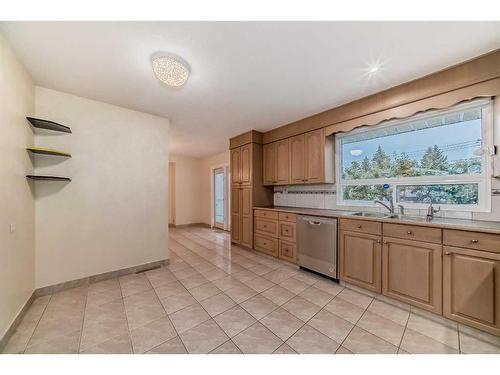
left=0, top=258, right=169, bottom=352
left=0, top=293, right=36, bottom=353
left=171, top=222, right=211, bottom=229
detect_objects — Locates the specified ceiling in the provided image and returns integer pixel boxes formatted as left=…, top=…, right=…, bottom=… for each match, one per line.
left=1, top=22, right=499, bottom=158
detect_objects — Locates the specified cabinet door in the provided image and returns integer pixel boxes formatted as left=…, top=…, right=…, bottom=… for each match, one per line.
left=289, top=134, right=306, bottom=184
left=240, top=187, right=253, bottom=248
left=305, top=129, right=325, bottom=183
left=443, top=246, right=500, bottom=336
left=231, top=148, right=241, bottom=186
left=339, top=230, right=382, bottom=293
left=279, top=240, right=296, bottom=263
left=231, top=214, right=240, bottom=243
left=230, top=188, right=240, bottom=243
left=276, top=139, right=290, bottom=185
left=263, top=142, right=277, bottom=185
left=240, top=143, right=252, bottom=186
left=383, top=237, right=442, bottom=314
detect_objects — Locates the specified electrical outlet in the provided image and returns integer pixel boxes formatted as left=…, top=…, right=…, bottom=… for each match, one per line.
left=10, top=222, right=16, bottom=233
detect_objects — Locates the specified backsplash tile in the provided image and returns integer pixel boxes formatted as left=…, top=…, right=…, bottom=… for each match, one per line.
left=274, top=185, right=500, bottom=222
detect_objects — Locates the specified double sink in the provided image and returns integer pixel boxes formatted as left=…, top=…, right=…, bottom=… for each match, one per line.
left=349, top=211, right=401, bottom=219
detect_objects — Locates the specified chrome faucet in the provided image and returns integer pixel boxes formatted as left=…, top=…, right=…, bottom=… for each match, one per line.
left=397, top=204, right=405, bottom=216
left=425, top=196, right=440, bottom=221
left=374, top=196, right=395, bottom=215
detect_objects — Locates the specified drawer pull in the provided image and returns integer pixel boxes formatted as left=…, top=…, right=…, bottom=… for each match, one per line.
left=471, top=239, right=479, bottom=244
left=376, top=240, right=381, bottom=244
left=357, top=225, right=362, bottom=229
left=263, top=225, right=267, bottom=228
left=444, top=251, right=451, bottom=255
left=407, top=231, right=413, bottom=235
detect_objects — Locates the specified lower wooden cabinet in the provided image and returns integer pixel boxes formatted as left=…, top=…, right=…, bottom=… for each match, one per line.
left=339, top=230, right=382, bottom=293
left=382, top=237, right=442, bottom=314
left=443, top=246, right=500, bottom=336
left=254, top=234, right=278, bottom=257
left=279, top=240, right=296, bottom=263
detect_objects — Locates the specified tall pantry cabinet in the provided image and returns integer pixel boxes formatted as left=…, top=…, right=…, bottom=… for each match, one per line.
left=230, top=131, right=273, bottom=248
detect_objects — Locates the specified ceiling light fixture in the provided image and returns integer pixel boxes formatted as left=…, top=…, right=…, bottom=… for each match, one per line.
left=368, top=65, right=379, bottom=73
left=151, top=54, right=190, bottom=87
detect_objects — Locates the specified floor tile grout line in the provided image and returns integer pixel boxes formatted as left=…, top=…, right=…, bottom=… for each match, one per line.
left=335, top=298, right=376, bottom=353
left=395, top=306, right=411, bottom=354
left=167, top=261, right=232, bottom=354
left=146, top=274, right=190, bottom=354
left=76, top=285, right=90, bottom=354
left=117, top=275, right=135, bottom=354
left=21, top=293, right=54, bottom=354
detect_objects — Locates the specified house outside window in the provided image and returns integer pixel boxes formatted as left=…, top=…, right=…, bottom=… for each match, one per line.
left=336, top=99, right=493, bottom=212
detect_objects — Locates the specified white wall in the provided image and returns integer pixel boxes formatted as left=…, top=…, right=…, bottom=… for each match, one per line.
left=169, top=154, right=204, bottom=225
left=34, top=87, right=170, bottom=288
left=0, top=34, right=35, bottom=338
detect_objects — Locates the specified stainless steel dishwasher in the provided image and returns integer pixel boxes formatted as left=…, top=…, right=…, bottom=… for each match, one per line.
left=297, top=216, right=338, bottom=279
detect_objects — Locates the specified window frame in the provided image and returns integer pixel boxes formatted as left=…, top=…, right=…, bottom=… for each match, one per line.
left=335, top=98, right=494, bottom=212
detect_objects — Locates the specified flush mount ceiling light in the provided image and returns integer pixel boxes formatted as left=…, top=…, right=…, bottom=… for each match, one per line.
left=368, top=65, right=380, bottom=73
left=151, top=54, right=190, bottom=87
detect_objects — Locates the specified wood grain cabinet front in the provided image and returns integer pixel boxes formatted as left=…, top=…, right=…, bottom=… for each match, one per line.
left=254, top=234, right=278, bottom=257
left=382, top=237, right=442, bottom=314
left=443, top=246, right=500, bottom=336
left=339, top=229, right=382, bottom=293
left=279, top=240, right=297, bottom=263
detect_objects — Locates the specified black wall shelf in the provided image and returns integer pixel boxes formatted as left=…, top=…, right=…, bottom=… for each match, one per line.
left=27, top=146, right=71, bottom=158
left=26, top=175, right=71, bottom=182
left=26, top=117, right=72, bottom=134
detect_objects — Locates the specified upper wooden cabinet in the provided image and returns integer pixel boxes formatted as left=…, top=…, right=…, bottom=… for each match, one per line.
left=266, top=128, right=334, bottom=186
left=443, top=246, right=500, bottom=336
left=263, top=139, right=290, bottom=185
left=232, top=144, right=252, bottom=186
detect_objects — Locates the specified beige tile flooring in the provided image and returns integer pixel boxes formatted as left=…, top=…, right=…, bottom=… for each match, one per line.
left=3, top=226, right=500, bottom=354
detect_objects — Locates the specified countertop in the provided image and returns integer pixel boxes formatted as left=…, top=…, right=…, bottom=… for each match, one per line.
left=253, top=206, right=500, bottom=235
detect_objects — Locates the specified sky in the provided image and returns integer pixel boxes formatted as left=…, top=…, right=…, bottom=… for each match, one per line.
left=342, top=119, right=482, bottom=168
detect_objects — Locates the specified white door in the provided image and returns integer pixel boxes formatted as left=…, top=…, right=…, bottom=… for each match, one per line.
left=213, top=167, right=225, bottom=229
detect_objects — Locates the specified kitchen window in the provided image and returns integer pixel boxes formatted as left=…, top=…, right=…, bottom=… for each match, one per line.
left=336, top=99, right=494, bottom=211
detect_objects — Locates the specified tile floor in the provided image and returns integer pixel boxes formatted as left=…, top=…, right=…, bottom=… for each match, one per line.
left=3, top=226, right=500, bottom=354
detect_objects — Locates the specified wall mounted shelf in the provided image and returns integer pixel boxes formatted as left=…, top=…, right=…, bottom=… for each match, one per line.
left=26, top=175, right=71, bottom=182
left=26, top=117, right=72, bottom=134
left=27, top=146, right=71, bottom=158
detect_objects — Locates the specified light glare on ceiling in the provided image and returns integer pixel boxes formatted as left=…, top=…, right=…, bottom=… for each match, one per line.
left=152, top=55, right=190, bottom=87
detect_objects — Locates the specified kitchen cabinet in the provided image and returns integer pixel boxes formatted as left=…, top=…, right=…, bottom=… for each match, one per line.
left=382, top=236, right=442, bottom=314
left=288, top=128, right=334, bottom=185
left=229, top=131, right=273, bottom=248
left=339, top=229, right=382, bottom=293
left=253, top=209, right=297, bottom=263
left=263, top=139, right=290, bottom=185
left=443, top=246, right=500, bottom=336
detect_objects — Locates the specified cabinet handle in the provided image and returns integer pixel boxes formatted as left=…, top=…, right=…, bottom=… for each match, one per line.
left=444, top=251, right=451, bottom=255
left=471, top=239, right=479, bottom=244
left=357, top=225, right=362, bottom=229
left=376, top=240, right=381, bottom=244
left=407, top=231, right=413, bottom=235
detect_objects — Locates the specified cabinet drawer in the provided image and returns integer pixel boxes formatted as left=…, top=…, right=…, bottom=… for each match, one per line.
left=254, top=209, right=279, bottom=220
left=278, top=212, right=297, bottom=223
left=279, top=222, right=296, bottom=242
left=384, top=223, right=442, bottom=244
left=340, top=218, right=381, bottom=235
left=254, top=218, right=278, bottom=237
left=279, top=240, right=296, bottom=263
left=443, top=229, right=500, bottom=254
left=254, top=234, right=278, bottom=257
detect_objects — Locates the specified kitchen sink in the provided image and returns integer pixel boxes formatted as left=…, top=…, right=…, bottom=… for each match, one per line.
left=349, top=211, right=389, bottom=218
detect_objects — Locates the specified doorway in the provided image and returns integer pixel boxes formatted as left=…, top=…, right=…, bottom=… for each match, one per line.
left=213, top=167, right=226, bottom=229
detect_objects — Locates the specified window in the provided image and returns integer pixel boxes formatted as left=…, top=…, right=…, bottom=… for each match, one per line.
left=336, top=99, right=493, bottom=211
